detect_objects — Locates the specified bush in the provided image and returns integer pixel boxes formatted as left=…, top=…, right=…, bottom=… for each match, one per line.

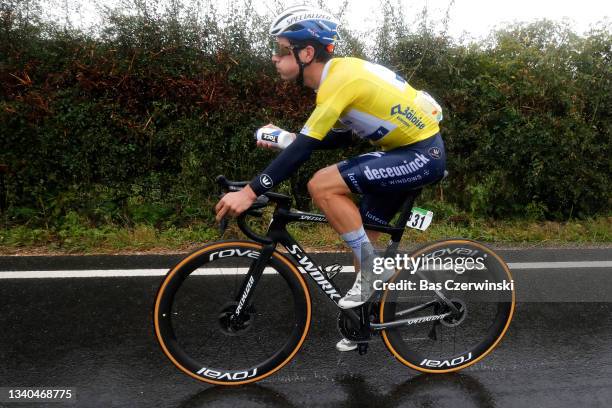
left=0, top=1, right=610, bottom=231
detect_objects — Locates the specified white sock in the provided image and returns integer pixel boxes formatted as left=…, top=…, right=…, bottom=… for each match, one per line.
left=341, top=226, right=375, bottom=268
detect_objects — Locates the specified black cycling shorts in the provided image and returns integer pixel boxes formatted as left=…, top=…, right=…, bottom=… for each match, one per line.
left=337, top=133, right=446, bottom=226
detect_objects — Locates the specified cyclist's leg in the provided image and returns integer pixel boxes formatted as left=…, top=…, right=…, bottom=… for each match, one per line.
left=328, top=134, right=446, bottom=308
left=307, top=165, right=376, bottom=269
left=359, top=192, right=412, bottom=228
left=349, top=193, right=412, bottom=269
left=306, top=165, right=360, bottom=234
left=334, top=197, right=409, bottom=352
left=307, top=168, right=370, bottom=350
left=308, top=166, right=410, bottom=310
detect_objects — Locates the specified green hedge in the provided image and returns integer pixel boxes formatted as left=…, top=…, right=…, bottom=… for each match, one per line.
left=0, top=1, right=610, bottom=229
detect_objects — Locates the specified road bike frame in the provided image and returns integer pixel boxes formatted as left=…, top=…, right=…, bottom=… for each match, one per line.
left=219, top=177, right=458, bottom=333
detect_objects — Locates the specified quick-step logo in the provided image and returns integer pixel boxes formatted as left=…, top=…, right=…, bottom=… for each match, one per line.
left=363, top=154, right=430, bottom=180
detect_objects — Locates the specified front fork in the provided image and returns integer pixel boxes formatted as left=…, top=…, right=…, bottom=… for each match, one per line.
left=230, top=243, right=276, bottom=325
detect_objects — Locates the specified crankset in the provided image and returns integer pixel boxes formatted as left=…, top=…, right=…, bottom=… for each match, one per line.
left=337, top=302, right=381, bottom=346
left=337, top=312, right=364, bottom=342
left=337, top=310, right=373, bottom=355
left=337, top=310, right=371, bottom=342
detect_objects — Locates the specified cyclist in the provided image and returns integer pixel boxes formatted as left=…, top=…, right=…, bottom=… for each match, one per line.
left=215, top=5, right=447, bottom=351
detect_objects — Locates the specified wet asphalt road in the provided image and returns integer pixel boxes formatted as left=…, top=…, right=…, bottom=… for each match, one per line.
left=0, top=248, right=611, bottom=408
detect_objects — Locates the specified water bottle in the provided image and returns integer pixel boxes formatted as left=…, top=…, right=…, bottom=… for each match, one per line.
left=254, top=127, right=295, bottom=150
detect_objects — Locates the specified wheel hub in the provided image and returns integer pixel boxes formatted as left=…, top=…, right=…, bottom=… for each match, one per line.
left=218, top=301, right=255, bottom=336
left=440, top=298, right=468, bottom=328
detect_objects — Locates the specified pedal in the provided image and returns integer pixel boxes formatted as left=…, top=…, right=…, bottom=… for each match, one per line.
left=323, top=263, right=343, bottom=280
left=357, top=343, right=368, bottom=355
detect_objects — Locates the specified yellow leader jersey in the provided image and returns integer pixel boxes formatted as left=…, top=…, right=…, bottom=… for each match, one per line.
left=300, top=57, right=441, bottom=151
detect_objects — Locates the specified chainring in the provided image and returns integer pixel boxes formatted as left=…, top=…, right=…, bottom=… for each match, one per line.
left=336, top=304, right=378, bottom=342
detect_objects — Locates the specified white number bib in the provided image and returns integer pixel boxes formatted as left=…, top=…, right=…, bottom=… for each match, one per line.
left=407, top=207, right=433, bottom=231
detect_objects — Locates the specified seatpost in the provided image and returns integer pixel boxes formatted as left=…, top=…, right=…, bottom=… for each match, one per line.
left=394, top=189, right=421, bottom=230
left=383, top=189, right=421, bottom=257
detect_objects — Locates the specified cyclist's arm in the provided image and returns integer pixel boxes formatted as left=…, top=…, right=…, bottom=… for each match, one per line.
left=315, top=128, right=354, bottom=150
left=249, top=133, right=321, bottom=196
left=249, top=75, right=358, bottom=195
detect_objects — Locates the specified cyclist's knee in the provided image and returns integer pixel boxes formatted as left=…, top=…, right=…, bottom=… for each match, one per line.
left=308, top=166, right=348, bottom=200
left=308, top=176, right=331, bottom=204
left=307, top=174, right=323, bottom=199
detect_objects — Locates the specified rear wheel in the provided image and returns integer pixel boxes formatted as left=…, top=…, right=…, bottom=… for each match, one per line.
left=154, top=241, right=311, bottom=385
left=380, top=239, right=515, bottom=373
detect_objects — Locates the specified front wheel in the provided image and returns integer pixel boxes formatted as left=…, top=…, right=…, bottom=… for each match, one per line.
left=154, top=241, right=311, bottom=385
left=380, top=239, right=515, bottom=373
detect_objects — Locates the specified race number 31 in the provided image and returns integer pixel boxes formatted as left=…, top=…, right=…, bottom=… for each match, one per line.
left=407, top=207, right=433, bottom=231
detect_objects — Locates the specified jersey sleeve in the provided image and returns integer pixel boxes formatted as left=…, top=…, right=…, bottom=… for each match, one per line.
left=300, top=79, right=357, bottom=140
left=248, top=133, right=321, bottom=196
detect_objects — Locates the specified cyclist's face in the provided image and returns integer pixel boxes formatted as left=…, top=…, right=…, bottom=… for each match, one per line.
left=271, top=37, right=299, bottom=81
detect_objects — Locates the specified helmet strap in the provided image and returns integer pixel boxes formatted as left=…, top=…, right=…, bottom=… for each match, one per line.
left=292, top=47, right=313, bottom=88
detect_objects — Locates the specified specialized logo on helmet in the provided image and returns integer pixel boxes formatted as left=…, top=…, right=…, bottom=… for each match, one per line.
left=285, top=13, right=334, bottom=26
left=260, top=174, right=273, bottom=189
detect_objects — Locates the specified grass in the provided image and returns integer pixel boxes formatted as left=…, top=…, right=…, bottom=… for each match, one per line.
left=0, top=223, right=217, bottom=254
left=0, top=215, right=610, bottom=255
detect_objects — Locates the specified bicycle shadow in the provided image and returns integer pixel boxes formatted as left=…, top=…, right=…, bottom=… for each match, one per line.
left=176, top=383, right=297, bottom=408
left=335, top=372, right=496, bottom=408
left=175, top=372, right=494, bottom=408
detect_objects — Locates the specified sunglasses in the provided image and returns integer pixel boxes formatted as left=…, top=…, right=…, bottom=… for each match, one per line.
left=272, top=42, right=302, bottom=57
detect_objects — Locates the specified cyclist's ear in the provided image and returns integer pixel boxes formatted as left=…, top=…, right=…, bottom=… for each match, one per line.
left=300, top=45, right=316, bottom=64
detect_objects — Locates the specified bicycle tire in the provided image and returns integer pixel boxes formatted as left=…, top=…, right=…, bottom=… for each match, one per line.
left=380, top=239, right=515, bottom=373
left=154, top=240, right=311, bottom=385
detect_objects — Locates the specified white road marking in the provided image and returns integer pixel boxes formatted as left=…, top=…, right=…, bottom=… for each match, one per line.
left=508, top=261, right=612, bottom=269
left=0, top=261, right=610, bottom=279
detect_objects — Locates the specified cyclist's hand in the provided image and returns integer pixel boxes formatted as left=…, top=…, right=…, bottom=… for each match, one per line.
left=215, top=185, right=257, bottom=222
left=262, top=123, right=280, bottom=130
left=256, top=140, right=277, bottom=149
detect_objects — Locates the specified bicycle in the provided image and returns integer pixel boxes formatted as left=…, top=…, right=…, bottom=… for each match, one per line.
left=154, top=175, right=515, bottom=385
